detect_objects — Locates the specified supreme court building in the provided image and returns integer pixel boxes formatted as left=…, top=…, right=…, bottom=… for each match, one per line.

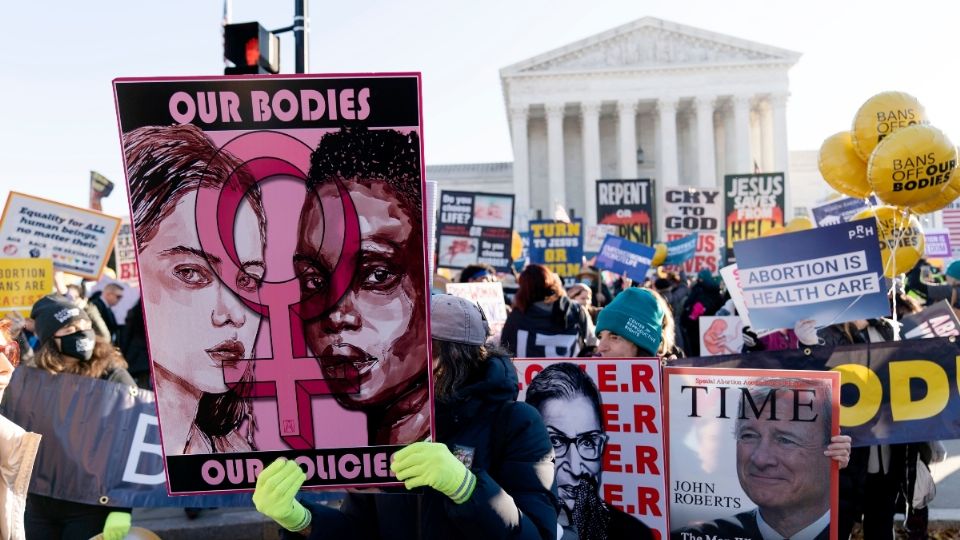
left=428, top=17, right=830, bottom=231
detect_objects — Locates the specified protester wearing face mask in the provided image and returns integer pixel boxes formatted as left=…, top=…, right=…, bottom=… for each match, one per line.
left=22, top=294, right=133, bottom=540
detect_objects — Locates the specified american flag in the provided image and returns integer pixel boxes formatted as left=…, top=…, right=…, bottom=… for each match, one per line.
left=942, top=202, right=960, bottom=258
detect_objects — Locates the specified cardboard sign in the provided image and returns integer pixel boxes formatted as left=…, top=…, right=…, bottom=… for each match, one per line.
left=734, top=218, right=888, bottom=330
left=665, top=366, right=839, bottom=540
left=810, top=196, right=874, bottom=227
left=596, top=179, right=656, bottom=245
left=662, top=188, right=722, bottom=272
left=902, top=300, right=960, bottom=340
left=114, top=218, right=139, bottom=287
left=514, top=358, right=667, bottom=540
left=528, top=219, right=583, bottom=287
left=445, top=282, right=508, bottom=336
left=436, top=190, right=515, bottom=272
left=924, top=227, right=952, bottom=258
left=698, top=316, right=744, bottom=356
left=0, top=258, right=53, bottom=316
left=595, top=235, right=655, bottom=283
left=584, top=224, right=619, bottom=253
left=718, top=264, right=754, bottom=329
left=115, top=74, right=433, bottom=494
left=0, top=192, right=121, bottom=280
left=723, top=173, right=785, bottom=265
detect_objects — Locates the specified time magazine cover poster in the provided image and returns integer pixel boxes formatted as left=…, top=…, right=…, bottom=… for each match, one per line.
left=114, top=74, right=433, bottom=494
left=664, top=367, right=839, bottom=540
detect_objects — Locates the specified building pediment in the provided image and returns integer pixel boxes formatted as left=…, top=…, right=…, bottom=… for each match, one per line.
left=501, top=17, right=800, bottom=76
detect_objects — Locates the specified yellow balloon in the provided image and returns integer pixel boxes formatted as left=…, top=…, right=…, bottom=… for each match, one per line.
left=868, top=124, right=956, bottom=207
left=511, top=231, right=523, bottom=260
left=851, top=91, right=927, bottom=161
left=910, top=146, right=960, bottom=214
left=853, top=205, right=925, bottom=278
left=818, top=132, right=871, bottom=198
left=785, top=216, right=815, bottom=233
left=651, top=243, right=667, bottom=266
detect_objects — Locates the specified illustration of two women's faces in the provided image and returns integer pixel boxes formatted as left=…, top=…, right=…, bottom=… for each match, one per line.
left=141, top=179, right=423, bottom=404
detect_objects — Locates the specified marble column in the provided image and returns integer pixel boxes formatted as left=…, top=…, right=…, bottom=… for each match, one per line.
left=770, top=94, right=789, bottom=174
left=545, top=103, right=567, bottom=210
left=732, top=95, right=753, bottom=174
left=658, top=97, right=679, bottom=186
left=771, top=93, right=791, bottom=220
left=617, top=100, right=638, bottom=179
left=694, top=96, right=716, bottom=188
left=509, top=105, right=530, bottom=218
left=581, top=101, right=602, bottom=226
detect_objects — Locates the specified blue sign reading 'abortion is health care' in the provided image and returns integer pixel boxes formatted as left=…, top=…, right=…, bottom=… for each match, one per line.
left=734, top=218, right=889, bottom=330
left=595, top=235, right=656, bottom=282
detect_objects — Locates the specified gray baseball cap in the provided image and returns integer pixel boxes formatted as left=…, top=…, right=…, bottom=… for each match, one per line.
left=431, top=294, right=491, bottom=346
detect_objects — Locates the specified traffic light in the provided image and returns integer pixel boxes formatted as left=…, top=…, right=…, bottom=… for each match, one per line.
left=224, top=22, right=280, bottom=75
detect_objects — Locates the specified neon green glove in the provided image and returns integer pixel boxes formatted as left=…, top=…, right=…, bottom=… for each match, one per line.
left=102, top=511, right=131, bottom=540
left=252, top=459, right=311, bottom=532
left=391, top=441, right=476, bottom=504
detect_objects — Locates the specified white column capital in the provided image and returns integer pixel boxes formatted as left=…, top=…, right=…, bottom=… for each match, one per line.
left=769, top=93, right=790, bottom=109
left=545, top=103, right=566, bottom=119
left=656, top=97, right=679, bottom=115
left=732, top=95, right=753, bottom=109
left=509, top=104, right=529, bottom=120
left=693, top=95, right=717, bottom=111
left=616, top=99, right=638, bottom=115
left=580, top=101, right=602, bottom=117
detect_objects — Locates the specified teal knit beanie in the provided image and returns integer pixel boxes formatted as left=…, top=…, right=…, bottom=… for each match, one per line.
left=947, top=260, right=960, bottom=281
left=596, top=288, right=664, bottom=356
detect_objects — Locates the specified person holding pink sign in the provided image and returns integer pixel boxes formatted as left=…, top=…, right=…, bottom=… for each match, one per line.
left=125, top=124, right=265, bottom=455
left=253, top=295, right=558, bottom=539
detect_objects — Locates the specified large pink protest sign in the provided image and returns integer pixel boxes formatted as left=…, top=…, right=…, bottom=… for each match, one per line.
left=114, top=74, right=433, bottom=494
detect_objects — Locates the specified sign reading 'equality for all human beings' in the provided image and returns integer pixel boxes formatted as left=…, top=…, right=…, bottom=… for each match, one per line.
left=114, top=73, right=433, bottom=494
left=0, top=192, right=121, bottom=280
left=733, top=218, right=889, bottom=330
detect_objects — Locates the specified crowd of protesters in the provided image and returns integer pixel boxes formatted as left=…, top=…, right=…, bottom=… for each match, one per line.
left=0, top=255, right=955, bottom=539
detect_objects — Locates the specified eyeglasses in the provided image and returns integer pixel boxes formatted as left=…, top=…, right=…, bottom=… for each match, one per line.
left=549, top=430, right=608, bottom=460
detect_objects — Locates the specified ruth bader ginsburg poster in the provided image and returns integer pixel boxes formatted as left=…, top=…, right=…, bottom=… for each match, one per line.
left=114, top=74, right=433, bottom=494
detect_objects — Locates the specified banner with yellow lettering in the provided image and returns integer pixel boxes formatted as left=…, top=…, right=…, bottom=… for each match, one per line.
left=675, top=337, right=960, bottom=447
left=528, top=219, right=583, bottom=287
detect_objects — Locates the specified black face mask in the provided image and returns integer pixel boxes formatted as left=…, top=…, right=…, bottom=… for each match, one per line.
left=58, top=330, right=96, bottom=362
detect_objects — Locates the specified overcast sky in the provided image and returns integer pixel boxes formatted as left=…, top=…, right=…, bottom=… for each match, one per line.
left=2, top=0, right=956, bottom=217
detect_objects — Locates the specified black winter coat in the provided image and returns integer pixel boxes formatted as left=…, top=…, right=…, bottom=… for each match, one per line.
left=500, top=297, right=589, bottom=358
left=296, top=356, right=559, bottom=540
